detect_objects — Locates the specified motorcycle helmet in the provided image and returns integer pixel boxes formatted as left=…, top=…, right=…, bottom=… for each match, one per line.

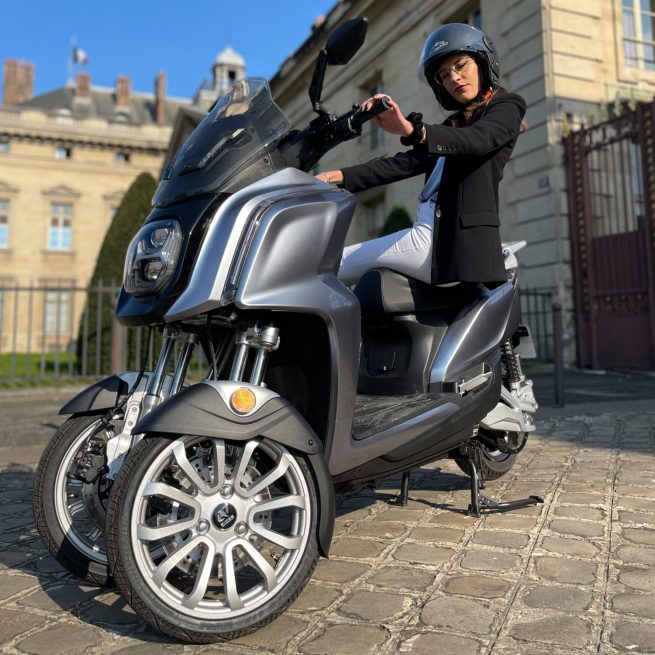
left=419, top=23, right=500, bottom=111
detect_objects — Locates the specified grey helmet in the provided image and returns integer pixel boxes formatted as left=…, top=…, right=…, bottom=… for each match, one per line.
left=419, top=23, right=500, bottom=111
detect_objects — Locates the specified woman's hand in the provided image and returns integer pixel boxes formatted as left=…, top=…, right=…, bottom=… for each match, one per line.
left=362, top=93, right=414, bottom=137
left=315, top=170, right=343, bottom=185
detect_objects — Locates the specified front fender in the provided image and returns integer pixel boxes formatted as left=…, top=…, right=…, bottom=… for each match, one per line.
left=134, top=380, right=335, bottom=556
left=59, top=371, right=141, bottom=415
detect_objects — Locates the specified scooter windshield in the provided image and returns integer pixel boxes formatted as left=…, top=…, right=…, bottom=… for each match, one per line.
left=153, top=78, right=291, bottom=207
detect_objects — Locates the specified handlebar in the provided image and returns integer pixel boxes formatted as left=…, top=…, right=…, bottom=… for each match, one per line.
left=350, top=96, right=392, bottom=131
left=279, top=96, right=393, bottom=172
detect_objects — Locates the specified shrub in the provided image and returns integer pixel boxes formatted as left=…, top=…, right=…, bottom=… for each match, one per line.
left=77, top=172, right=157, bottom=374
left=378, top=206, right=412, bottom=236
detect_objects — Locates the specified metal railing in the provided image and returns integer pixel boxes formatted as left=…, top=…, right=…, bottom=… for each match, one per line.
left=0, top=283, right=560, bottom=383
left=0, top=282, right=207, bottom=382
left=520, top=288, right=556, bottom=362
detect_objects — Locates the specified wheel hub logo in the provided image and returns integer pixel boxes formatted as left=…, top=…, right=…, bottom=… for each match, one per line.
left=213, top=503, right=237, bottom=530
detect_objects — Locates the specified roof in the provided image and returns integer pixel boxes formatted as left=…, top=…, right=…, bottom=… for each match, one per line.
left=16, top=85, right=191, bottom=126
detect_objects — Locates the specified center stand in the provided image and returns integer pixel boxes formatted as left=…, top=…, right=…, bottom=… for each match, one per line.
left=464, top=440, right=543, bottom=517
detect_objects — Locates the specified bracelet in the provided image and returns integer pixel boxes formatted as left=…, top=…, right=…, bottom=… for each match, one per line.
left=400, top=122, right=426, bottom=147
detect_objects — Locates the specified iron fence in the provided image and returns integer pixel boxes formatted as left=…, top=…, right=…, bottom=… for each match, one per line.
left=0, top=283, right=208, bottom=381
left=0, top=283, right=558, bottom=383
left=520, top=288, right=557, bottom=362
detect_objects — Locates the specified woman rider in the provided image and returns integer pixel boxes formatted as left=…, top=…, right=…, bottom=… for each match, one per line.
left=316, top=23, right=526, bottom=287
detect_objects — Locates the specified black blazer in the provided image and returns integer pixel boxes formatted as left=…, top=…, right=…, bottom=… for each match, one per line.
left=340, top=91, right=526, bottom=284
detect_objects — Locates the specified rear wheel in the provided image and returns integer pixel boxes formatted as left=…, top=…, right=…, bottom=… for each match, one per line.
left=33, top=415, right=113, bottom=586
left=106, top=434, right=319, bottom=643
left=454, top=429, right=522, bottom=481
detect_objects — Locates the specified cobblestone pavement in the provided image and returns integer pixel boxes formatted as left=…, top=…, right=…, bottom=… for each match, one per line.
left=1, top=391, right=655, bottom=654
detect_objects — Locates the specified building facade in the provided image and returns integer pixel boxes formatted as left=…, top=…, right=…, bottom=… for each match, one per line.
left=0, top=48, right=245, bottom=354
left=270, top=0, right=655, bottom=365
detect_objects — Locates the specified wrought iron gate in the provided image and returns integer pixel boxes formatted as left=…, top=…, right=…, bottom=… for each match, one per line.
left=564, top=102, right=655, bottom=370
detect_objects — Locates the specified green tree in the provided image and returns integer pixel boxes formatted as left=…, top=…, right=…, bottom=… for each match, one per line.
left=378, top=206, right=412, bottom=237
left=77, top=172, right=157, bottom=374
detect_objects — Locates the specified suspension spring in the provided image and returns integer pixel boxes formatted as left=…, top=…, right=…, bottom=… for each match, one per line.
left=501, top=339, right=522, bottom=384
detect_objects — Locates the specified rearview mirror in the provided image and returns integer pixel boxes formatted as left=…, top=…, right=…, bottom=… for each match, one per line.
left=326, top=17, right=368, bottom=65
left=309, top=16, right=368, bottom=114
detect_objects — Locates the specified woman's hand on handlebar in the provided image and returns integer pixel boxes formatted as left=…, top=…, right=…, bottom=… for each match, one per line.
left=362, top=93, right=413, bottom=137
left=315, top=170, right=343, bottom=185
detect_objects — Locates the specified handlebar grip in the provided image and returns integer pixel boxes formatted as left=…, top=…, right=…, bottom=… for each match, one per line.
left=351, top=96, right=391, bottom=130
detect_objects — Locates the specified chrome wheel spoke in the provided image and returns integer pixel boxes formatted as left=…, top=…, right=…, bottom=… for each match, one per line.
left=249, top=524, right=302, bottom=551
left=239, top=539, right=278, bottom=590
left=86, top=527, right=103, bottom=542
left=242, top=457, right=290, bottom=499
left=182, top=541, right=216, bottom=609
left=137, top=518, right=196, bottom=542
left=68, top=499, right=85, bottom=516
left=232, top=440, right=259, bottom=494
left=248, top=494, right=307, bottom=517
left=172, top=442, right=213, bottom=494
left=211, top=438, right=226, bottom=488
left=152, top=536, right=205, bottom=587
left=222, top=543, right=244, bottom=610
left=143, top=481, right=200, bottom=511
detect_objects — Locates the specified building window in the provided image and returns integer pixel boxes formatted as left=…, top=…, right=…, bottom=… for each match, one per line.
left=43, top=289, right=70, bottom=336
left=623, top=0, right=655, bottom=70
left=115, top=151, right=130, bottom=164
left=0, top=141, right=9, bottom=154
left=49, top=203, right=72, bottom=250
left=0, top=199, right=8, bottom=248
left=450, top=4, right=482, bottom=28
left=55, top=146, right=72, bottom=160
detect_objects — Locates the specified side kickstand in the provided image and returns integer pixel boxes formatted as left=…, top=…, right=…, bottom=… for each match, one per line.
left=395, top=470, right=411, bottom=506
left=465, top=442, right=543, bottom=517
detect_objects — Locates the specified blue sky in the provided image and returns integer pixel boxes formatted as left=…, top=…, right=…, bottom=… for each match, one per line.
left=2, top=1, right=338, bottom=98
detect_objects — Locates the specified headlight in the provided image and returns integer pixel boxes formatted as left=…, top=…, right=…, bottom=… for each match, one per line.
left=123, top=219, right=183, bottom=297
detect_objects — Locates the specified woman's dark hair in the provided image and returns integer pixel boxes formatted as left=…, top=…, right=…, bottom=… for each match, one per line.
left=445, top=85, right=527, bottom=132
left=446, top=86, right=506, bottom=127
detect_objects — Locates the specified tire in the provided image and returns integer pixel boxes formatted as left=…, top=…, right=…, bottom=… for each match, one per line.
left=33, top=414, right=113, bottom=586
left=106, top=434, right=320, bottom=643
left=454, top=430, right=521, bottom=481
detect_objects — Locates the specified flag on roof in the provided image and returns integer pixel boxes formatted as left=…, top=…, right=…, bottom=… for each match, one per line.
left=72, top=46, right=89, bottom=65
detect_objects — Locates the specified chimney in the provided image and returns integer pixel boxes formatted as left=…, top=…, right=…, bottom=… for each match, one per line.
left=75, top=72, right=91, bottom=100
left=3, top=59, right=34, bottom=106
left=155, top=71, right=166, bottom=125
left=115, top=75, right=131, bottom=109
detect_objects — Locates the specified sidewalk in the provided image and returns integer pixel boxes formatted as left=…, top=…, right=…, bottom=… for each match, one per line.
left=0, top=374, right=654, bottom=654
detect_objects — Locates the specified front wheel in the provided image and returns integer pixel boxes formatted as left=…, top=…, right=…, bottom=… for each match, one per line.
left=32, top=414, right=113, bottom=586
left=105, top=434, right=320, bottom=643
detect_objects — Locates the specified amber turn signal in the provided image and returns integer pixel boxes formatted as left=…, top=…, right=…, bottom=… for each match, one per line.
left=230, top=387, right=256, bottom=414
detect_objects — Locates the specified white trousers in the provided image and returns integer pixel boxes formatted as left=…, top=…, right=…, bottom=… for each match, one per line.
left=338, top=200, right=436, bottom=286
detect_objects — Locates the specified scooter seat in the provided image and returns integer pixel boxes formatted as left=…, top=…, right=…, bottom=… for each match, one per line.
left=353, top=268, right=483, bottom=316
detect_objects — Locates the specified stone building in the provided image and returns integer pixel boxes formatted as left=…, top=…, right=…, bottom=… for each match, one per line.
left=270, top=0, right=655, bottom=365
left=0, top=48, right=245, bottom=354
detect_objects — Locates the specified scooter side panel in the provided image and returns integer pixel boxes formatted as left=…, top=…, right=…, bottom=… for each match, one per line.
left=236, top=188, right=360, bottom=465
left=430, top=283, right=516, bottom=385
left=164, top=168, right=322, bottom=322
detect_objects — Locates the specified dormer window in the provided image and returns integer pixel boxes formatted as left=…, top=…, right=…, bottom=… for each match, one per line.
left=55, top=146, right=72, bottom=160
